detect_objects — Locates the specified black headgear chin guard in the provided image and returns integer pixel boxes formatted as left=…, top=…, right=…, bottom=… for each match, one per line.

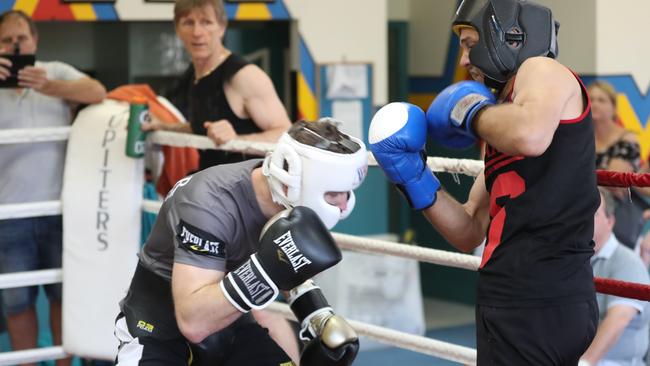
left=453, top=0, right=560, bottom=92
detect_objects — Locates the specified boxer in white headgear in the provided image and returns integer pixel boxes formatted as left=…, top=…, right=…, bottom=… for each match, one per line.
left=263, top=119, right=368, bottom=365
left=263, top=119, right=368, bottom=229
left=115, top=118, right=367, bottom=366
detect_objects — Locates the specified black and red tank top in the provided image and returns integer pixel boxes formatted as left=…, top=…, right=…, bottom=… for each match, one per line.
left=166, top=54, right=262, bottom=171
left=478, top=74, right=599, bottom=307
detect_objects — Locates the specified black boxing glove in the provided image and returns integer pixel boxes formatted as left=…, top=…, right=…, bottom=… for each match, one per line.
left=289, top=280, right=359, bottom=366
left=220, top=206, right=342, bottom=313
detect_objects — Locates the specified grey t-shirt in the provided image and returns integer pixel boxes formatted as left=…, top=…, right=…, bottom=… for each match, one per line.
left=0, top=61, right=87, bottom=204
left=140, top=159, right=268, bottom=280
left=591, top=235, right=650, bottom=366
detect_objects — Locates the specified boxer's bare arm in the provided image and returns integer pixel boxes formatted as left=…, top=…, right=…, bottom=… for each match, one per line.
left=475, top=57, right=581, bottom=157
left=172, top=262, right=241, bottom=343
left=227, top=64, right=291, bottom=142
left=423, top=170, right=489, bottom=252
left=252, top=309, right=300, bottom=364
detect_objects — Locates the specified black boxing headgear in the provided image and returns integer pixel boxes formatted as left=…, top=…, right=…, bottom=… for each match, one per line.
left=452, top=0, right=560, bottom=91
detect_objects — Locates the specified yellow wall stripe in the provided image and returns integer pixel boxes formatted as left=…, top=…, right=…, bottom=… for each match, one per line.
left=407, top=93, right=436, bottom=111
left=235, top=4, right=272, bottom=20
left=70, top=4, right=97, bottom=21
left=297, top=73, right=318, bottom=120
left=452, top=49, right=469, bottom=83
left=638, top=128, right=650, bottom=161
left=618, top=95, right=650, bottom=160
left=618, top=95, right=643, bottom=132
left=13, top=0, right=38, bottom=16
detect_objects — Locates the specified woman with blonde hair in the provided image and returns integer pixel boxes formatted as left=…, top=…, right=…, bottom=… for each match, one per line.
left=590, top=81, right=641, bottom=173
left=588, top=80, right=649, bottom=249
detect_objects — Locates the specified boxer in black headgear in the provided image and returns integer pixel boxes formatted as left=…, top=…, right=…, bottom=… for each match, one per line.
left=453, top=0, right=560, bottom=92
left=369, top=0, right=600, bottom=364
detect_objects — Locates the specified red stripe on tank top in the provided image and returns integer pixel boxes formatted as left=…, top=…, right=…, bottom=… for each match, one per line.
left=560, top=70, right=591, bottom=124
left=481, top=171, right=526, bottom=267
left=485, top=156, right=524, bottom=178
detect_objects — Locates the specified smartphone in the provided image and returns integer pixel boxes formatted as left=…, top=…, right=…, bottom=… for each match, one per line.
left=0, top=54, right=36, bottom=88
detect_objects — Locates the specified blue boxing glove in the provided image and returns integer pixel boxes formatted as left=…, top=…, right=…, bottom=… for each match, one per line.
left=369, top=102, right=441, bottom=210
left=426, top=81, right=496, bottom=149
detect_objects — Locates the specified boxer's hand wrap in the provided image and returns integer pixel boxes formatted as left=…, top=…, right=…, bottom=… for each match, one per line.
left=289, top=280, right=335, bottom=341
left=426, top=81, right=496, bottom=149
left=221, top=207, right=342, bottom=313
left=289, top=280, right=359, bottom=366
left=220, top=255, right=279, bottom=312
left=369, top=102, right=441, bottom=210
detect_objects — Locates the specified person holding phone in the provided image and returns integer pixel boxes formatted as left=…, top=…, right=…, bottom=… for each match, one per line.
left=0, top=10, right=106, bottom=366
left=0, top=41, right=35, bottom=88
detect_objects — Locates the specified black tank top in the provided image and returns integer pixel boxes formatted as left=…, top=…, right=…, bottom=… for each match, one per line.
left=595, top=135, right=645, bottom=249
left=166, top=54, right=262, bottom=171
left=595, top=135, right=641, bottom=171
left=479, top=74, right=599, bottom=307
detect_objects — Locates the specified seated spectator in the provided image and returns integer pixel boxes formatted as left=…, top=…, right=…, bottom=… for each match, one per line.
left=580, top=188, right=650, bottom=366
left=639, top=231, right=650, bottom=269
left=588, top=81, right=650, bottom=249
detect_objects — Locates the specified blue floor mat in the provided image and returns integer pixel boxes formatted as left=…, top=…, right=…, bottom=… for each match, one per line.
left=355, top=324, right=476, bottom=366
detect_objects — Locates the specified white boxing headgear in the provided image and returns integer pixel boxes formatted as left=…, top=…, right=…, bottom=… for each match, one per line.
left=262, top=121, right=368, bottom=229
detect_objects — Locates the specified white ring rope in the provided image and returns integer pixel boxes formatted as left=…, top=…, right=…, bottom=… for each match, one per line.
left=148, top=131, right=485, bottom=175
left=0, top=127, right=275, bottom=154
left=427, top=156, right=482, bottom=177
left=148, top=130, right=276, bottom=154
left=0, top=127, right=484, bottom=365
left=0, top=200, right=62, bottom=220
left=0, top=269, right=63, bottom=290
left=0, top=127, right=71, bottom=144
left=267, top=302, right=477, bottom=365
left=333, top=232, right=481, bottom=271
left=0, top=199, right=482, bottom=272
left=0, top=127, right=485, bottom=176
left=0, top=346, right=67, bottom=366
left=142, top=198, right=163, bottom=216
left=139, top=199, right=482, bottom=271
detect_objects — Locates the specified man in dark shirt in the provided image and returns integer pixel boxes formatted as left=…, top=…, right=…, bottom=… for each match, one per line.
left=143, top=0, right=291, bottom=170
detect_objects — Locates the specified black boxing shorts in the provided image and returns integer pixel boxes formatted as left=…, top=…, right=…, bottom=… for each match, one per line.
left=475, top=300, right=598, bottom=365
left=115, top=262, right=294, bottom=365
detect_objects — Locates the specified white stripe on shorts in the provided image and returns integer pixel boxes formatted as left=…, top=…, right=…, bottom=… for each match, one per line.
left=114, top=315, right=144, bottom=366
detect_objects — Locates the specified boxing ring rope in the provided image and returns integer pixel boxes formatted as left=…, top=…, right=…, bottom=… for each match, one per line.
left=0, top=127, right=485, bottom=176
left=150, top=130, right=277, bottom=153
left=2, top=128, right=650, bottom=365
left=0, top=201, right=62, bottom=221
left=2, top=200, right=648, bottom=302
left=267, top=302, right=477, bottom=365
left=0, top=269, right=63, bottom=290
left=148, top=130, right=486, bottom=176
left=596, top=170, right=650, bottom=189
left=0, top=127, right=71, bottom=144
left=333, top=232, right=481, bottom=271
left=0, top=347, right=66, bottom=366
